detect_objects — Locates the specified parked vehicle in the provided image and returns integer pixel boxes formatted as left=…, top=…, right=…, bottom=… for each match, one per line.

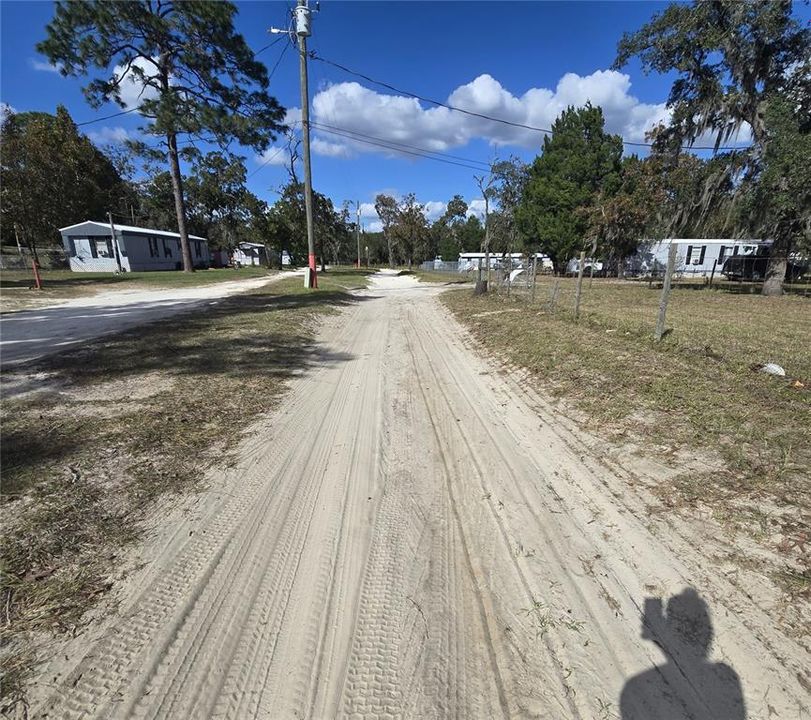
left=566, top=257, right=604, bottom=277
left=722, top=247, right=808, bottom=282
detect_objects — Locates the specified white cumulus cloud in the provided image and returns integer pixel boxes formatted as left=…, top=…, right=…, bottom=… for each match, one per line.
left=283, top=107, right=302, bottom=127
left=306, top=69, right=672, bottom=159
left=112, top=57, right=161, bottom=110
left=466, top=199, right=486, bottom=220
left=30, top=59, right=62, bottom=73
left=423, top=201, right=447, bottom=221
left=255, top=145, right=290, bottom=167
left=87, top=126, right=131, bottom=144
left=359, top=202, right=378, bottom=218
left=311, top=137, right=352, bottom=158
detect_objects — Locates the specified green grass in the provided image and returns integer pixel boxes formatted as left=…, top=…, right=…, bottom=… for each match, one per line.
left=0, top=268, right=372, bottom=713
left=443, top=278, right=810, bottom=598
left=0, top=266, right=278, bottom=311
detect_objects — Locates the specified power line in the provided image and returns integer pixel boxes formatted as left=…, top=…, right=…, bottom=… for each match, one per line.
left=267, top=36, right=292, bottom=83
left=310, top=121, right=491, bottom=171
left=311, top=121, right=491, bottom=168
left=76, top=106, right=140, bottom=127
left=245, top=118, right=496, bottom=177
left=253, top=34, right=286, bottom=57
left=247, top=121, right=301, bottom=178
left=248, top=146, right=286, bottom=177
left=309, top=51, right=751, bottom=152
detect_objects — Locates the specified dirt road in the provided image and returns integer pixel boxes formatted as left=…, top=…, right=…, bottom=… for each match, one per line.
left=0, top=273, right=293, bottom=367
left=36, top=273, right=808, bottom=719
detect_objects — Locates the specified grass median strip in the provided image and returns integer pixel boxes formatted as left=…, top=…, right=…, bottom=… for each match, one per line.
left=0, top=269, right=371, bottom=713
left=442, top=280, right=810, bottom=604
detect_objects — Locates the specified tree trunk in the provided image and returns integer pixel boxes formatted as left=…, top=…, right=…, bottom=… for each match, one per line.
left=166, top=131, right=194, bottom=272
left=387, top=234, right=394, bottom=269
left=483, top=197, right=490, bottom=292
left=22, top=228, right=40, bottom=266
left=617, top=256, right=625, bottom=279
left=762, top=236, right=789, bottom=296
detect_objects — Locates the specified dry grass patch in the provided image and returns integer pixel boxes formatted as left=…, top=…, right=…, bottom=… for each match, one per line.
left=443, top=279, right=810, bottom=603
left=0, top=269, right=371, bottom=714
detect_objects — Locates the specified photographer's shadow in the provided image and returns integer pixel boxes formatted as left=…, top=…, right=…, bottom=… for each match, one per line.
left=620, top=587, right=746, bottom=719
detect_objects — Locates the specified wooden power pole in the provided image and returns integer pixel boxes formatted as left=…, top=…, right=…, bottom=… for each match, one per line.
left=107, top=212, right=124, bottom=273
left=296, top=0, right=317, bottom=288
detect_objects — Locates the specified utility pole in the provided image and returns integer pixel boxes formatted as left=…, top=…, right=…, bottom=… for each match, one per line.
left=295, top=0, right=317, bottom=288
left=107, top=212, right=124, bottom=273
left=355, top=201, right=361, bottom=268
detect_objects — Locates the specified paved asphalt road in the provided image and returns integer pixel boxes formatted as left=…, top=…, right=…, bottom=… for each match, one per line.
left=0, top=273, right=293, bottom=367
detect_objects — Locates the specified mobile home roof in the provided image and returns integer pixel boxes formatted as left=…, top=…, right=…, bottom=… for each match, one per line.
left=59, top=221, right=206, bottom=242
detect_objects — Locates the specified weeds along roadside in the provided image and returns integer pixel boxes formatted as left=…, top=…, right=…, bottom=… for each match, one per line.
left=442, top=280, right=810, bottom=609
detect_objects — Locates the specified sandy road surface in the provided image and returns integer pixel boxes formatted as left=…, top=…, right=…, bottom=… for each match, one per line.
left=0, top=273, right=293, bottom=367
left=36, top=273, right=808, bottom=719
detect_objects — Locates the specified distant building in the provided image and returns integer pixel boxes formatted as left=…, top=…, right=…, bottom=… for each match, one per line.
left=59, top=221, right=210, bottom=272
left=232, top=242, right=268, bottom=267
left=630, top=238, right=769, bottom=278
left=457, top=252, right=553, bottom=272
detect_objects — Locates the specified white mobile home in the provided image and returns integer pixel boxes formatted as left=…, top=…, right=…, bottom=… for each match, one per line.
left=59, top=221, right=211, bottom=272
left=631, top=238, right=769, bottom=278
left=457, top=252, right=553, bottom=273
left=232, top=242, right=268, bottom=267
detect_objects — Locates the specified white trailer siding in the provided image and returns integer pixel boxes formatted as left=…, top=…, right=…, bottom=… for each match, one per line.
left=233, top=243, right=267, bottom=267
left=632, top=239, right=769, bottom=278
left=66, top=235, right=126, bottom=272
left=60, top=221, right=210, bottom=272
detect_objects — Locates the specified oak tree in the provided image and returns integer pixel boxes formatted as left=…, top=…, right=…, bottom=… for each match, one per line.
left=615, top=0, right=810, bottom=294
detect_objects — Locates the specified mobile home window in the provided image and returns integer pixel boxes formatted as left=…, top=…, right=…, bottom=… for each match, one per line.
left=697, top=246, right=706, bottom=264
left=718, top=246, right=727, bottom=263
left=148, top=237, right=158, bottom=257
left=163, top=238, right=173, bottom=258
left=194, top=241, right=201, bottom=258
left=67, top=237, right=77, bottom=257
left=94, top=239, right=112, bottom=258
left=685, top=245, right=693, bottom=264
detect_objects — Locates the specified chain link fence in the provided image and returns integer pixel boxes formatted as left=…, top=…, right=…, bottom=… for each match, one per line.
left=1, top=246, right=70, bottom=271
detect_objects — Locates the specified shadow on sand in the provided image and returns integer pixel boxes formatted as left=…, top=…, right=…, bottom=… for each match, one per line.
left=621, top=587, right=745, bottom=720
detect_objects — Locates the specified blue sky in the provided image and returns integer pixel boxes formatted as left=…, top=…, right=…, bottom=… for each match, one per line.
left=2, top=1, right=799, bottom=230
